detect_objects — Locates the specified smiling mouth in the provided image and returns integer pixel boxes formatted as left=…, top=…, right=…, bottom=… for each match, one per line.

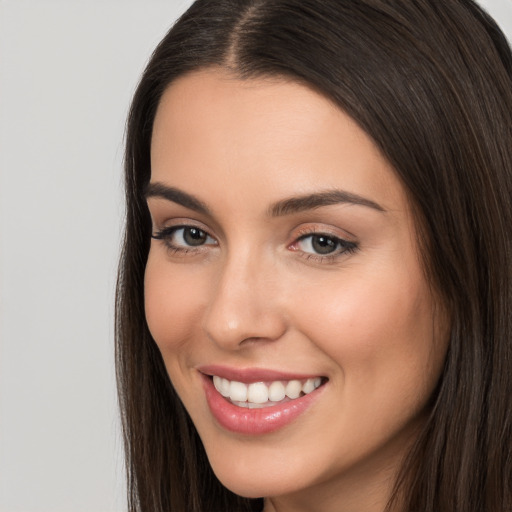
left=211, top=375, right=326, bottom=408
left=200, top=370, right=329, bottom=434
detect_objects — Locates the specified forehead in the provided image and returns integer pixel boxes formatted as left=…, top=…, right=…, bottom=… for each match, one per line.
left=150, top=69, right=407, bottom=215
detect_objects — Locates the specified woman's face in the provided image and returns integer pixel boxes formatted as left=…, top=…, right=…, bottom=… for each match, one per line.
left=145, top=69, right=448, bottom=510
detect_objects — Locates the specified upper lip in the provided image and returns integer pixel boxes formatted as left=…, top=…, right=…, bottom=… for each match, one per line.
left=197, top=364, right=326, bottom=383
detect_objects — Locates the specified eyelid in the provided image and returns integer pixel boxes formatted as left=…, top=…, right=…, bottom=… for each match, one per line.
left=291, top=224, right=357, bottom=244
left=293, top=222, right=357, bottom=243
left=151, top=215, right=212, bottom=230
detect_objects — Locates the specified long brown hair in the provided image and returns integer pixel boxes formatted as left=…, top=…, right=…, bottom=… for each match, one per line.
left=116, top=1, right=512, bottom=510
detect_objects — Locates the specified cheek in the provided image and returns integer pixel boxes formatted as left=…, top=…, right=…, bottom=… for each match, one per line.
left=144, top=253, right=207, bottom=356
left=291, top=263, right=446, bottom=403
left=286, top=267, right=448, bottom=467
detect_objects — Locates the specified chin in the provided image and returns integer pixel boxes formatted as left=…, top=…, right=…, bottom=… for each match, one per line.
left=214, top=470, right=289, bottom=500
left=205, top=447, right=313, bottom=500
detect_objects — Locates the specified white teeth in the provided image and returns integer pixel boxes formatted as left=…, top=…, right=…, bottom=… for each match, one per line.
left=285, top=380, right=302, bottom=399
left=302, top=378, right=316, bottom=394
left=212, top=375, right=324, bottom=406
left=229, top=381, right=248, bottom=402
left=248, top=382, right=269, bottom=403
left=268, top=381, right=286, bottom=402
left=213, top=376, right=231, bottom=397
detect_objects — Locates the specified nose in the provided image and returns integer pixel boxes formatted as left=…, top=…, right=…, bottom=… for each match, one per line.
left=202, top=249, right=287, bottom=350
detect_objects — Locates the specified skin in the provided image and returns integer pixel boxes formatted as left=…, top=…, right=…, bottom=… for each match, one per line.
left=144, top=69, right=449, bottom=512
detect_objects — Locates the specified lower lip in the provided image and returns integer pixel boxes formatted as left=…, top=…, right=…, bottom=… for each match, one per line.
left=201, top=374, right=325, bottom=435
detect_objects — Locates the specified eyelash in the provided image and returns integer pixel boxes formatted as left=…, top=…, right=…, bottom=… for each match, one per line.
left=151, top=225, right=359, bottom=262
left=151, top=225, right=217, bottom=255
left=292, top=229, right=359, bottom=263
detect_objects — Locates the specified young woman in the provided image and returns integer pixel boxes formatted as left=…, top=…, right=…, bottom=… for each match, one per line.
left=116, top=1, right=512, bottom=511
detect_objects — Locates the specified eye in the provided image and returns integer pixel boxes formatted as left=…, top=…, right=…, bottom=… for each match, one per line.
left=175, top=227, right=212, bottom=246
left=294, top=233, right=358, bottom=257
left=152, top=225, right=217, bottom=250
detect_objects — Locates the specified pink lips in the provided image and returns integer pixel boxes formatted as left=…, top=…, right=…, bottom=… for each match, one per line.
left=198, top=365, right=326, bottom=435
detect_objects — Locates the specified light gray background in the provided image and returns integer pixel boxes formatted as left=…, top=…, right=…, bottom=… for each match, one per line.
left=0, top=1, right=510, bottom=511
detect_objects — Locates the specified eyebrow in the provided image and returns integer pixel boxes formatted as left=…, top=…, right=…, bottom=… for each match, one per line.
left=269, top=190, right=385, bottom=216
left=145, top=182, right=211, bottom=215
left=145, top=182, right=385, bottom=216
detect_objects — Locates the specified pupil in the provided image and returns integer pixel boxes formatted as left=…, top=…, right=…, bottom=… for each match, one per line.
left=184, top=228, right=207, bottom=246
left=312, top=235, right=337, bottom=254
